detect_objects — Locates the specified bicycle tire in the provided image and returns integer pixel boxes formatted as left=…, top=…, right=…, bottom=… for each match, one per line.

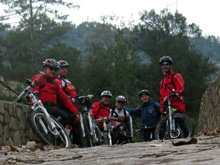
left=29, top=110, right=71, bottom=148
left=155, top=112, right=194, bottom=140
left=82, top=113, right=93, bottom=147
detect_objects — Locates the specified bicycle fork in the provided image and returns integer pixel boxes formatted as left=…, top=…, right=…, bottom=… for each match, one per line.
left=79, top=113, right=85, bottom=137
left=168, top=104, right=180, bottom=138
left=103, top=122, right=112, bottom=146
left=88, top=114, right=99, bottom=143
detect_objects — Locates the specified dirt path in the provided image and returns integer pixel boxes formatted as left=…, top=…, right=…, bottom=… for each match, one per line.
left=1, top=135, right=220, bottom=164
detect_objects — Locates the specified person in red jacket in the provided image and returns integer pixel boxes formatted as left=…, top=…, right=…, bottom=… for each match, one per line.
left=55, top=60, right=77, bottom=109
left=92, top=90, right=112, bottom=129
left=54, top=60, right=83, bottom=146
left=159, top=56, right=189, bottom=137
left=159, top=56, right=185, bottom=114
left=31, top=59, right=81, bottom=145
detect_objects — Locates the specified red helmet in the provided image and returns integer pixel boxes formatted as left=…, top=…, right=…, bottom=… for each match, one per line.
left=43, top=59, right=59, bottom=69
left=59, top=60, right=69, bottom=67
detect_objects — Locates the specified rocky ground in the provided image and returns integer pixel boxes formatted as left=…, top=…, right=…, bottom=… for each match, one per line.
left=1, top=135, right=220, bottom=165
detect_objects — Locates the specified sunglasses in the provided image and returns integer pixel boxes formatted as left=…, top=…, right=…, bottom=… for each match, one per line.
left=161, top=63, right=170, bottom=66
left=117, top=101, right=125, bottom=104
left=48, top=66, right=58, bottom=71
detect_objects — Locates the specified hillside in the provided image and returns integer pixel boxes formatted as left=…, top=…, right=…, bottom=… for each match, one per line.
left=61, top=23, right=220, bottom=64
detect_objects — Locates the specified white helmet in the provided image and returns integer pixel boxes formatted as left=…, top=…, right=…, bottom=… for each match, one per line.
left=116, top=95, right=126, bottom=102
left=101, top=90, right=112, bottom=98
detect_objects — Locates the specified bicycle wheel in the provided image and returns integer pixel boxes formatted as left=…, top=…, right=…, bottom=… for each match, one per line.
left=155, top=112, right=194, bottom=140
left=29, top=111, right=71, bottom=148
left=82, top=113, right=93, bottom=147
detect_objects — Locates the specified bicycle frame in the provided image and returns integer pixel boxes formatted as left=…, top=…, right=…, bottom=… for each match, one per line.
left=163, top=86, right=182, bottom=138
left=77, top=95, right=99, bottom=144
left=28, top=92, right=59, bottom=137
left=167, top=94, right=175, bottom=132
left=15, top=73, right=60, bottom=138
left=95, top=117, right=113, bottom=146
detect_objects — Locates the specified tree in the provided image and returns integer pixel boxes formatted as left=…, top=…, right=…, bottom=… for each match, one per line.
left=133, top=9, right=217, bottom=119
left=41, top=42, right=82, bottom=91
left=82, top=22, right=146, bottom=106
left=0, top=0, right=78, bottom=75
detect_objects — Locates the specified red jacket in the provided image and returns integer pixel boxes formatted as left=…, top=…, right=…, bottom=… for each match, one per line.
left=55, top=77, right=77, bottom=99
left=160, top=71, right=186, bottom=114
left=92, top=102, right=110, bottom=128
left=55, top=77, right=77, bottom=109
left=31, top=73, right=78, bottom=114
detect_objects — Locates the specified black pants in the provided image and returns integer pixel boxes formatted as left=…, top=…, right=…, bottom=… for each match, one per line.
left=143, top=128, right=155, bottom=141
left=176, top=117, right=189, bottom=138
left=45, top=106, right=83, bottom=146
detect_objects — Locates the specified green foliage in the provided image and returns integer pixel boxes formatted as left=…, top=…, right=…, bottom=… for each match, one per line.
left=132, top=9, right=217, bottom=118
left=41, top=42, right=83, bottom=91
left=80, top=23, right=147, bottom=107
left=0, top=5, right=219, bottom=136
left=0, top=0, right=76, bottom=75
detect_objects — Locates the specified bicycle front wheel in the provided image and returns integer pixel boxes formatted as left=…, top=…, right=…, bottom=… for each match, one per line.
left=29, top=111, right=71, bottom=148
left=155, top=112, right=194, bottom=140
left=82, top=113, right=93, bottom=147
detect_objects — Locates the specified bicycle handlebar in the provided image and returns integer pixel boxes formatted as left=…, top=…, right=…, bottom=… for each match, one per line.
left=77, top=94, right=95, bottom=100
left=96, top=116, right=125, bottom=122
left=166, top=85, right=182, bottom=101
left=14, top=72, right=45, bottom=103
left=31, top=71, right=45, bottom=88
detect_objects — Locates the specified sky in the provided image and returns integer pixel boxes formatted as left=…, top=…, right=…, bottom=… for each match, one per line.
left=0, top=0, right=219, bottom=37
left=65, top=0, right=220, bottom=37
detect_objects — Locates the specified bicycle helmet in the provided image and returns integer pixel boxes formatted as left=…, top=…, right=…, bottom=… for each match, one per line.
left=159, top=56, right=173, bottom=65
left=116, top=95, right=126, bottom=102
left=139, top=89, right=150, bottom=97
left=59, top=60, right=69, bottom=67
left=43, top=59, right=60, bottom=69
left=101, top=90, right=112, bottom=98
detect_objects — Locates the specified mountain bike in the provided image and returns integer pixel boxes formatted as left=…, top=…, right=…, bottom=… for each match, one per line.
left=14, top=72, right=71, bottom=148
left=154, top=86, right=194, bottom=140
left=95, top=116, right=114, bottom=146
left=77, top=94, right=100, bottom=147
left=110, top=117, right=133, bottom=144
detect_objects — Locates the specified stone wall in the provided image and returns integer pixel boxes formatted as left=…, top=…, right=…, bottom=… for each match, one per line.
left=0, top=100, right=39, bottom=145
left=197, top=73, right=220, bottom=132
left=0, top=77, right=24, bottom=99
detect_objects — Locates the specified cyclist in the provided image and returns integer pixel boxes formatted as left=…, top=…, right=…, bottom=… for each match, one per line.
left=110, top=95, right=133, bottom=144
left=92, top=90, right=112, bottom=129
left=55, top=60, right=77, bottom=109
left=159, top=56, right=189, bottom=137
left=54, top=60, right=83, bottom=146
left=125, top=90, right=161, bottom=141
left=31, top=59, right=81, bottom=145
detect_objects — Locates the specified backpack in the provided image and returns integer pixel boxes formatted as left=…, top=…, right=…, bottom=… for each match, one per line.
left=94, top=102, right=110, bottom=119
left=161, top=73, right=176, bottom=89
left=111, top=106, right=127, bottom=124
left=151, top=101, right=160, bottom=114
left=59, top=77, right=70, bottom=95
